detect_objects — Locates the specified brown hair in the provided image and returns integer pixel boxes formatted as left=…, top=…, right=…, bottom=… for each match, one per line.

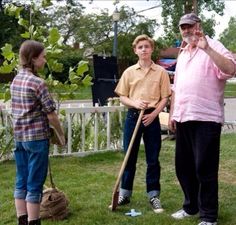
left=132, top=34, right=155, bottom=49
left=19, top=40, right=44, bottom=73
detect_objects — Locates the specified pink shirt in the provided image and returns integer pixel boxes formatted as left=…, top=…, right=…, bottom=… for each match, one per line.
left=172, top=36, right=235, bottom=124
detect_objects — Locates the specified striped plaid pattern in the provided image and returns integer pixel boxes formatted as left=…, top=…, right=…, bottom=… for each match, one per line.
left=10, top=68, right=56, bottom=141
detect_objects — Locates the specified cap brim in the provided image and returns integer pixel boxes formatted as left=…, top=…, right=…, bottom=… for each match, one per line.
left=179, top=20, right=196, bottom=26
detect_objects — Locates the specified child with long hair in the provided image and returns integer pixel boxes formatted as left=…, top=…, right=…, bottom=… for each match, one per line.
left=10, top=40, right=65, bottom=225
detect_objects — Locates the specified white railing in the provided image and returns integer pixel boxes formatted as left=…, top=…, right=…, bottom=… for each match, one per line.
left=0, top=100, right=126, bottom=159
left=56, top=103, right=126, bottom=156
left=2, top=100, right=235, bottom=160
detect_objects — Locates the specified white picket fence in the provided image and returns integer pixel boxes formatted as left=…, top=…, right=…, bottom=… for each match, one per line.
left=2, top=99, right=236, bottom=160
left=0, top=100, right=126, bottom=159
left=56, top=103, right=126, bottom=156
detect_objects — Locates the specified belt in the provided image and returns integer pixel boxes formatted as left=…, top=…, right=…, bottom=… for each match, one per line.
left=128, top=108, right=155, bottom=114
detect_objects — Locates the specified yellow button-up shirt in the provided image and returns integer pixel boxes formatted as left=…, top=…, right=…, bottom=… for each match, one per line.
left=115, top=62, right=171, bottom=108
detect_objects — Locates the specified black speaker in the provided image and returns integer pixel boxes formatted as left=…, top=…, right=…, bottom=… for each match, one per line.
left=91, top=80, right=118, bottom=106
left=92, top=55, right=119, bottom=106
left=93, top=55, right=119, bottom=81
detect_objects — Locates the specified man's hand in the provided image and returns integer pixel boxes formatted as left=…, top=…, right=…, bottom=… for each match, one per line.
left=168, top=119, right=176, bottom=133
left=195, top=30, right=209, bottom=50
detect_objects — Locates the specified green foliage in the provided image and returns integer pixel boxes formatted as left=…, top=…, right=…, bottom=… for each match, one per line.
left=219, top=17, right=236, bottom=52
left=48, top=27, right=61, bottom=45
left=4, top=3, right=23, bottom=18
left=45, top=0, right=85, bottom=45
left=1, top=1, right=161, bottom=64
left=0, top=109, right=14, bottom=161
left=0, top=2, right=92, bottom=105
left=0, top=43, right=17, bottom=74
left=52, top=48, right=84, bottom=82
left=42, top=0, right=53, bottom=8
left=115, top=6, right=158, bottom=59
left=161, top=0, right=225, bottom=45
left=200, top=15, right=216, bottom=37
left=110, top=111, right=125, bottom=149
left=1, top=43, right=15, bottom=60
left=46, top=60, right=92, bottom=110
left=0, top=8, right=23, bottom=49
left=2, top=83, right=11, bottom=102
left=70, top=109, right=123, bottom=152
left=45, top=2, right=159, bottom=60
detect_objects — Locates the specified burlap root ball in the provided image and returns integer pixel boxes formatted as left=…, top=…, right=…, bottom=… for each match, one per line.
left=40, top=188, right=69, bottom=220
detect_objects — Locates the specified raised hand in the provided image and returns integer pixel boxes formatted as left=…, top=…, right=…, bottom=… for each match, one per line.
left=194, top=30, right=209, bottom=50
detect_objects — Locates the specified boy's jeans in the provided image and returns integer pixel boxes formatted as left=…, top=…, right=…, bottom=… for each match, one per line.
left=121, top=109, right=162, bottom=199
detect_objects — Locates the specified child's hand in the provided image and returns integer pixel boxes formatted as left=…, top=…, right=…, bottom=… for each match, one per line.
left=134, top=100, right=149, bottom=110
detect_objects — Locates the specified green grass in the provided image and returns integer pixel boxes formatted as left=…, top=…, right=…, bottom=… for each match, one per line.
left=70, top=85, right=92, bottom=100
left=225, top=83, right=236, bottom=97
left=74, top=82, right=236, bottom=99
left=1, top=81, right=236, bottom=100
left=1, top=134, right=236, bottom=225
left=0, top=83, right=92, bottom=100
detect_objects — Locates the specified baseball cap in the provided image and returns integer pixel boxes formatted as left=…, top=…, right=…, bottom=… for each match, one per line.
left=179, top=13, right=201, bottom=26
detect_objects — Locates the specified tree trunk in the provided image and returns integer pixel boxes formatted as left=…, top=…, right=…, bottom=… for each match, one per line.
left=193, top=0, right=198, bottom=14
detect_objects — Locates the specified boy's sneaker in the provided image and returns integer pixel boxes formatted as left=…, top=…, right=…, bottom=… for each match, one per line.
left=118, top=196, right=130, bottom=205
left=149, top=197, right=164, bottom=213
left=171, top=209, right=192, bottom=219
left=198, top=222, right=217, bottom=225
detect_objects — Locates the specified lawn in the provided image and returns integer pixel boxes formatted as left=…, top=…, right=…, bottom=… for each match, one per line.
left=225, top=83, right=236, bottom=97
left=1, top=134, right=236, bottom=225
left=1, top=82, right=236, bottom=100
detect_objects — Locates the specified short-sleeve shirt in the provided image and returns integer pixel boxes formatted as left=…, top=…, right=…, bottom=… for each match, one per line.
left=10, top=68, right=56, bottom=141
left=172, top=36, right=235, bottom=124
left=115, top=62, right=171, bottom=108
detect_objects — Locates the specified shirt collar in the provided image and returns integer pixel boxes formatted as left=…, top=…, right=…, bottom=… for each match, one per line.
left=134, top=61, right=157, bottom=70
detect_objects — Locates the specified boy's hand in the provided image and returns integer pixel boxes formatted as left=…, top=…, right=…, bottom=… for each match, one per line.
left=134, top=100, right=149, bottom=110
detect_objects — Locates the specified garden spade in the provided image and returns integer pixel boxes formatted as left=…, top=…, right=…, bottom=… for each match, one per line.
left=109, top=109, right=144, bottom=211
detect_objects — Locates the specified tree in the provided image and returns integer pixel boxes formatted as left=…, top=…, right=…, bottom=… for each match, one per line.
left=44, top=1, right=86, bottom=45
left=0, top=1, right=24, bottom=49
left=161, top=0, right=225, bottom=42
left=0, top=2, right=92, bottom=104
left=0, top=0, right=13, bottom=9
left=219, top=17, right=236, bottom=52
left=90, top=5, right=159, bottom=61
left=43, top=3, right=159, bottom=62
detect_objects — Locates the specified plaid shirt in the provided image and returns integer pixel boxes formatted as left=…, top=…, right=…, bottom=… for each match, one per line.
left=10, top=68, right=56, bottom=141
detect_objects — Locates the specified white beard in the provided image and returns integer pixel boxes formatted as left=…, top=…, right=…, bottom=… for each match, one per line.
left=183, top=35, right=198, bottom=45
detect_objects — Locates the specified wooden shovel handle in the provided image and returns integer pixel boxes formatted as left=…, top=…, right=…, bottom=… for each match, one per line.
left=111, top=109, right=144, bottom=210
left=116, top=109, right=144, bottom=184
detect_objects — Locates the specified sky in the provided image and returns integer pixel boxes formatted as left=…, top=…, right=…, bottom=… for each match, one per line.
left=79, top=0, right=236, bottom=39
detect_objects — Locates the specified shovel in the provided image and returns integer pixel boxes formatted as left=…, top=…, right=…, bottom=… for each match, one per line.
left=109, top=109, right=144, bottom=211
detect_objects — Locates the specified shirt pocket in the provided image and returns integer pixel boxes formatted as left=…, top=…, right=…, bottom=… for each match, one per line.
left=145, top=79, right=160, bottom=100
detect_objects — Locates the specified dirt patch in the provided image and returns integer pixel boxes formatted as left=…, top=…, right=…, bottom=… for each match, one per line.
left=219, top=170, right=236, bottom=185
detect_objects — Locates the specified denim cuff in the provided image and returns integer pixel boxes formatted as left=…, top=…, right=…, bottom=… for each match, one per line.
left=148, top=190, right=160, bottom=199
left=26, top=191, right=42, bottom=203
left=14, top=189, right=27, bottom=200
left=120, top=188, right=132, bottom=198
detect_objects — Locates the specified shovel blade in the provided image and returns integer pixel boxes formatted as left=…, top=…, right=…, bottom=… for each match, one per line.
left=111, top=190, right=119, bottom=211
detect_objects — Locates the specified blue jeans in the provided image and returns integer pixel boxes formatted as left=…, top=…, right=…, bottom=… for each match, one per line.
left=14, top=139, right=49, bottom=203
left=120, top=108, right=162, bottom=199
